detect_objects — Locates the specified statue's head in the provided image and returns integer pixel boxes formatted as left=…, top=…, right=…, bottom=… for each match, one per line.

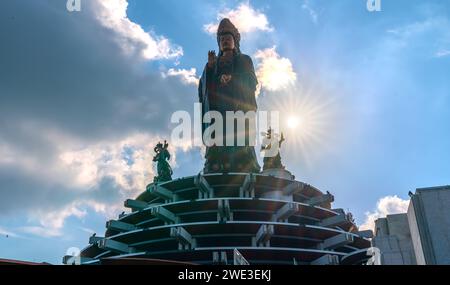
left=217, top=18, right=241, bottom=54
left=219, top=33, right=235, bottom=53
left=154, top=141, right=163, bottom=153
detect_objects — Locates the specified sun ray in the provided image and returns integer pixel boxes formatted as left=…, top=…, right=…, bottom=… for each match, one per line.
left=258, top=83, right=340, bottom=171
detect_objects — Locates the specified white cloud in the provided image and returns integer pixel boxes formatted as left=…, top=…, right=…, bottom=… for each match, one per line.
left=17, top=179, right=151, bottom=238
left=20, top=203, right=87, bottom=238
left=0, top=130, right=175, bottom=237
left=59, top=133, right=162, bottom=193
left=0, top=227, right=19, bottom=238
left=163, top=68, right=199, bottom=86
left=385, top=18, right=450, bottom=54
left=93, top=0, right=183, bottom=60
left=78, top=227, right=97, bottom=235
left=302, top=0, right=318, bottom=24
left=360, top=195, right=410, bottom=231
left=1, top=126, right=160, bottom=195
left=204, top=2, right=273, bottom=35
left=387, top=20, right=435, bottom=38
left=22, top=132, right=181, bottom=238
left=19, top=226, right=62, bottom=238
left=0, top=125, right=75, bottom=180
left=0, top=143, right=15, bottom=165
left=435, top=49, right=450, bottom=58
left=0, top=1, right=198, bottom=244
left=254, top=47, right=297, bottom=92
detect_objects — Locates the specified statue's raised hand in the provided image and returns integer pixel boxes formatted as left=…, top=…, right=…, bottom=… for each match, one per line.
left=208, top=50, right=216, bottom=68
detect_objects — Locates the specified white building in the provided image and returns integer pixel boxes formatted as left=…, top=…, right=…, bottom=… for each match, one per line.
left=372, top=186, right=450, bottom=265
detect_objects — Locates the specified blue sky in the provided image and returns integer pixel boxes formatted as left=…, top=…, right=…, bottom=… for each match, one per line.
left=0, top=0, right=449, bottom=264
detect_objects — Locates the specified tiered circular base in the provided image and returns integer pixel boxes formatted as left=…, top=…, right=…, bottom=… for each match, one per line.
left=72, top=172, right=371, bottom=265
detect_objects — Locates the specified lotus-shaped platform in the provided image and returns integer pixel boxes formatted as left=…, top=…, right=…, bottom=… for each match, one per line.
left=64, top=171, right=372, bottom=265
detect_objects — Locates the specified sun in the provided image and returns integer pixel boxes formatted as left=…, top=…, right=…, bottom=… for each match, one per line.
left=287, top=116, right=300, bottom=129
left=257, top=84, right=338, bottom=169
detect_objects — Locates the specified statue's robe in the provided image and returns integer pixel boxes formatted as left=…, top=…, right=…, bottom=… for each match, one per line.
left=198, top=53, right=260, bottom=173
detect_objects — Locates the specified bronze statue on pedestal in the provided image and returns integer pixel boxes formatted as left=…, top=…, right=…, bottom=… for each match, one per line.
left=153, top=140, right=173, bottom=183
left=261, top=128, right=286, bottom=171
left=198, top=18, right=260, bottom=174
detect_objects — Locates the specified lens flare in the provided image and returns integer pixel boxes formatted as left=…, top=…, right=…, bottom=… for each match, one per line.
left=257, top=84, right=338, bottom=169
left=287, top=116, right=300, bottom=129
